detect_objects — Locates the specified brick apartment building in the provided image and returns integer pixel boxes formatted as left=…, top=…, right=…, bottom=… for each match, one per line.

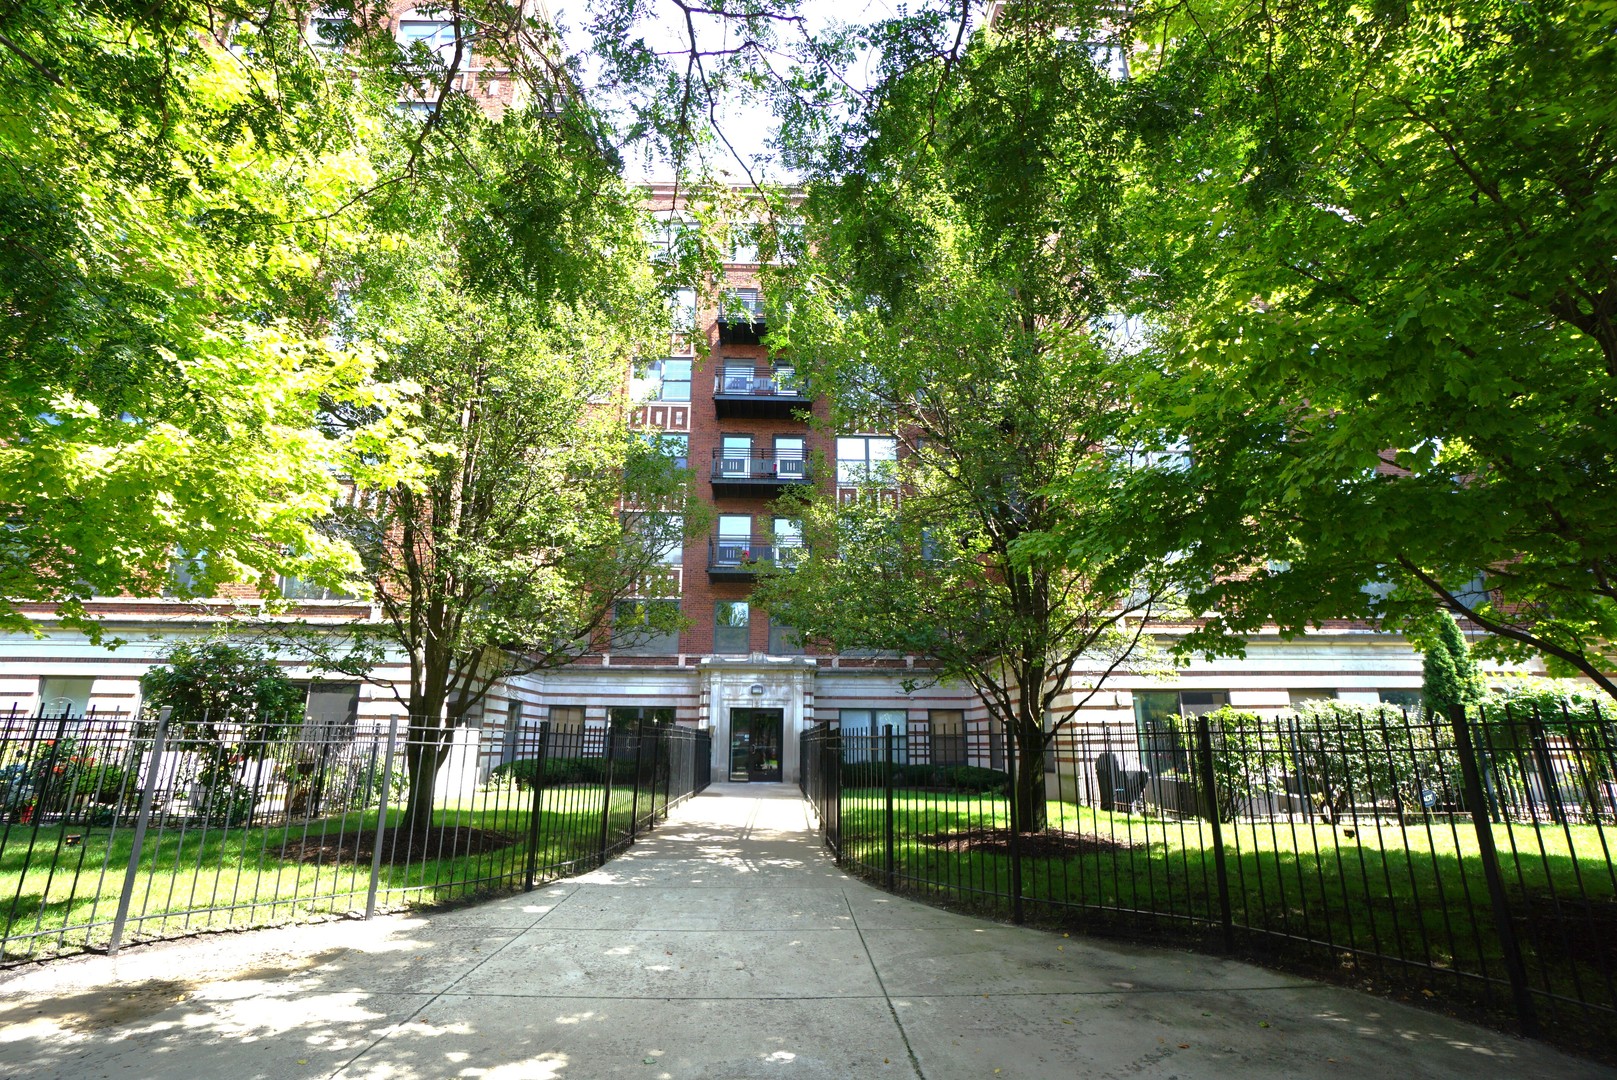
left=0, top=8, right=1540, bottom=787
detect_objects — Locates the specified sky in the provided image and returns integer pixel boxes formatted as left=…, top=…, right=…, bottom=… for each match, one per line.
left=548, top=0, right=949, bottom=183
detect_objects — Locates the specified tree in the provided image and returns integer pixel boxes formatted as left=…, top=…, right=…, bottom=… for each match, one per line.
left=295, top=104, right=695, bottom=830
left=0, top=0, right=427, bottom=633
left=1103, top=0, right=1617, bottom=697
left=757, top=24, right=1182, bottom=832
left=1422, top=615, right=1484, bottom=717
left=140, top=641, right=306, bottom=822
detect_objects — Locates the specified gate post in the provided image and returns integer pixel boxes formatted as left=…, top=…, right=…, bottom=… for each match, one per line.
left=629, top=719, right=643, bottom=841
left=524, top=721, right=551, bottom=891
left=597, top=723, right=617, bottom=864
left=109, top=706, right=171, bottom=954
left=364, top=715, right=400, bottom=920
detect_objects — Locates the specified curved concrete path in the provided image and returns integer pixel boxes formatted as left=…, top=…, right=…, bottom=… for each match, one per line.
left=0, top=784, right=1610, bottom=1079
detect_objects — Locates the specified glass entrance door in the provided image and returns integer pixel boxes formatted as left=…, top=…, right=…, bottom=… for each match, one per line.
left=728, top=708, right=783, bottom=782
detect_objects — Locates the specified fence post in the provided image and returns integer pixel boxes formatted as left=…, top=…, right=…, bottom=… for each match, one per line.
left=1194, top=715, right=1236, bottom=951
left=828, top=729, right=842, bottom=864
left=598, top=723, right=617, bottom=865
left=364, top=715, right=401, bottom=920
left=629, top=720, right=643, bottom=842
left=524, top=721, right=551, bottom=891
left=108, top=706, right=170, bottom=955
left=1449, top=703, right=1538, bottom=1036
left=883, top=724, right=896, bottom=891
left=651, top=720, right=665, bottom=823
left=1005, top=725, right=1025, bottom=925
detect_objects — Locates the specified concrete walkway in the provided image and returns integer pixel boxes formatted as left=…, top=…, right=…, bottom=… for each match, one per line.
left=0, top=784, right=1610, bottom=1079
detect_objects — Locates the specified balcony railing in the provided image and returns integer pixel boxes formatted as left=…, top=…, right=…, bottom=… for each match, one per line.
left=707, top=533, right=806, bottom=581
left=716, top=294, right=767, bottom=345
left=710, top=449, right=812, bottom=497
left=713, top=365, right=811, bottom=419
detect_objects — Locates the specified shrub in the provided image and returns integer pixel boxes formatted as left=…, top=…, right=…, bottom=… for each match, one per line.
left=489, top=756, right=641, bottom=789
left=843, top=761, right=1010, bottom=794
left=141, top=641, right=304, bottom=824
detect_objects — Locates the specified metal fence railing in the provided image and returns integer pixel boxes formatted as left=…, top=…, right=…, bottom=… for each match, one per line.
left=0, top=708, right=709, bottom=964
left=800, top=702, right=1617, bottom=1057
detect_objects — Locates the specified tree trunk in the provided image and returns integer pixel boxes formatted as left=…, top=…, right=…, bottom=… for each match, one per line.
left=402, top=729, right=440, bottom=831
left=1013, top=726, right=1047, bottom=833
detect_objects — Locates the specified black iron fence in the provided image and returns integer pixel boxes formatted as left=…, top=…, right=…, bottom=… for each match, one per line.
left=0, top=708, right=709, bottom=964
left=800, top=702, right=1617, bottom=1053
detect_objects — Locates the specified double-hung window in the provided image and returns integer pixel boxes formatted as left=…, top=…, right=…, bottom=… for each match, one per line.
left=929, top=710, right=967, bottom=766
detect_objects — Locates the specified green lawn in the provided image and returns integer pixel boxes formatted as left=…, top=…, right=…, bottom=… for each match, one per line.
left=0, top=783, right=643, bottom=962
left=838, top=790, right=1617, bottom=1022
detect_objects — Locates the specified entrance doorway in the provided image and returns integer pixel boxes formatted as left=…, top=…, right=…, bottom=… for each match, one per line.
left=728, top=708, right=783, bottom=782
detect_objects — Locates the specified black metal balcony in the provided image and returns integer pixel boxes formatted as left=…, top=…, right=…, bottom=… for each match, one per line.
left=713, top=365, right=811, bottom=419
left=707, top=533, right=806, bottom=582
left=710, top=449, right=813, bottom=498
left=716, top=297, right=768, bottom=345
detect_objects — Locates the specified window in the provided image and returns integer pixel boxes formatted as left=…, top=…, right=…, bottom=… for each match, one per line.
left=628, top=511, right=683, bottom=566
left=773, top=363, right=801, bottom=396
left=767, top=617, right=802, bottom=655
left=715, top=514, right=752, bottom=564
left=774, top=436, right=806, bottom=478
left=610, top=706, right=674, bottom=728
left=1133, top=690, right=1227, bottom=775
left=714, top=602, right=750, bottom=654
left=301, top=683, right=359, bottom=744
left=1120, top=437, right=1192, bottom=472
left=1288, top=689, right=1337, bottom=708
left=1450, top=572, right=1490, bottom=611
left=729, top=226, right=759, bottom=264
left=549, top=705, right=585, bottom=734
left=727, top=288, right=764, bottom=316
left=721, top=359, right=756, bottom=395
left=37, top=677, right=93, bottom=718
left=1379, top=689, right=1422, bottom=711
left=836, top=436, right=898, bottom=486
left=669, top=288, right=696, bottom=333
left=839, top=709, right=909, bottom=763
left=771, top=517, right=804, bottom=566
left=648, top=215, right=687, bottom=261
left=930, top=710, right=966, bottom=766
left=635, top=358, right=691, bottom=402
left=397, top=17, right=468, bottom=63
left=278, top=574, right=358, bottom=601
left=308, top=9, right=350, bottom=50
left=720, top=434, right=753, bottom=477
left=164, top=548, right=206, bottom=596
left=643, top=432, right=688, bottom=470
left=611, top=600, right=680, bottom=656
left=548, top=705, right=585, bottom=753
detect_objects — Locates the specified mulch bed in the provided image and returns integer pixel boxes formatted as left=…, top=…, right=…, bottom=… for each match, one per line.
left=276, top=826, right=519, bottom=865
left=920, top=828, right=1137, bottom=858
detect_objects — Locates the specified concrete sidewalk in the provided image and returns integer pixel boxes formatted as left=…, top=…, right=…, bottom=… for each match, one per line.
left=0, top=784, right=1609, bottom=1079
